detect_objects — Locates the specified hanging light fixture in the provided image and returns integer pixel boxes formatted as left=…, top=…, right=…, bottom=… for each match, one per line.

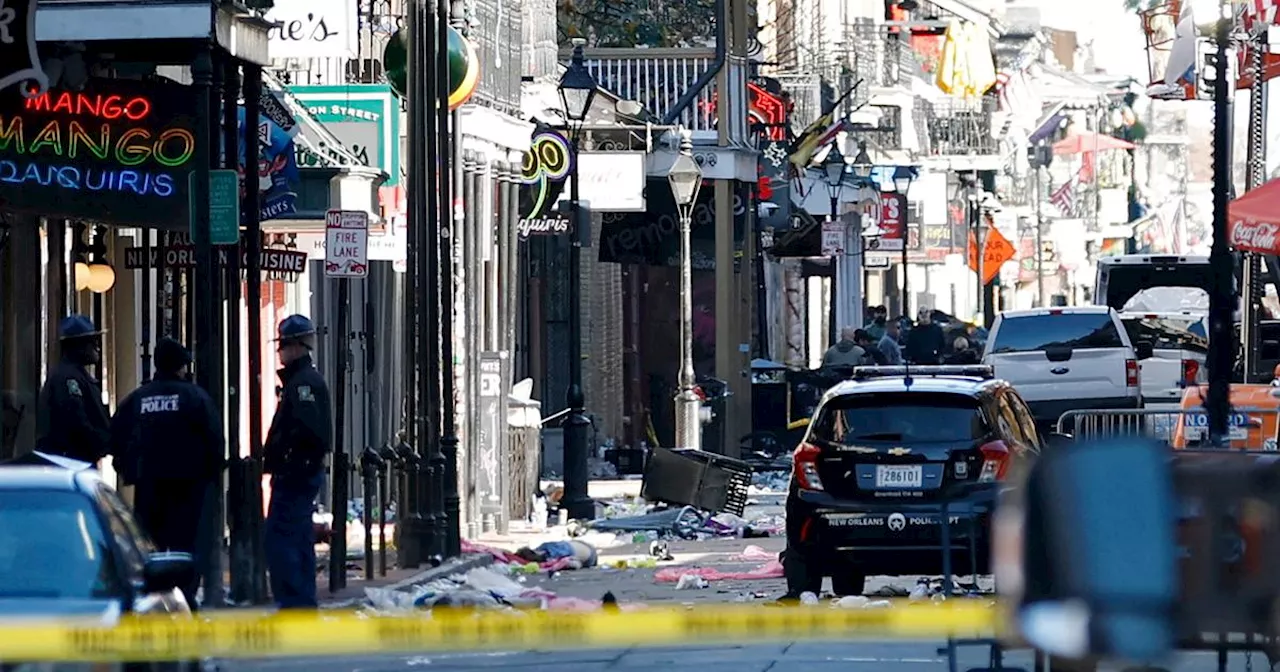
left=85, top=225, right=116, bottom=293
left=71, top=222, right=92, bottom=292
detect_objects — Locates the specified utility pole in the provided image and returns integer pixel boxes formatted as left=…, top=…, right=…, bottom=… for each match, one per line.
left=1205, top=0, right=1235, bottom=444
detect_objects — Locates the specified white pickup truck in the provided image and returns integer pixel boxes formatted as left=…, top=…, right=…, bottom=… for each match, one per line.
left=1118, top=311, right=1208, bottom=406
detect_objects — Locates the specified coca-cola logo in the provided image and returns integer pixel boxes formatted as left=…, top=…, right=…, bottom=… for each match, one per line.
left=1230, top=219, right=1280, bottom=253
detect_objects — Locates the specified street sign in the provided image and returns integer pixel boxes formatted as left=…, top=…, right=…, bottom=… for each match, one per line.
left=967, top=227, right=1016, bottom=285
left=324, top=209, right=370, bottom=278
left=191, top=169, right=242, bottom=245
left=821, top=220, right=845, bottom=256
left=865, top=252, right=891, bottom=269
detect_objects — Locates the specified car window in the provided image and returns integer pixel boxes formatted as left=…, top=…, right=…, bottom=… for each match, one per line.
left=990, top=313, right=1125, bottom=353
left=810, top=392, right=989, bottom=443
left=95, top=484, right=148, bottom=577
left=1121, top=316, right=1208, bottom=354
left=0, top=489, right=126, bottom=599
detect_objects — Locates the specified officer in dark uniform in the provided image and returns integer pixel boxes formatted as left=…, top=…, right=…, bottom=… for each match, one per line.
left=37, top=315, right=111, bottom=464
left=110, top=338, right=224, bottom=609
left=263, top=314, right=332, bottom=609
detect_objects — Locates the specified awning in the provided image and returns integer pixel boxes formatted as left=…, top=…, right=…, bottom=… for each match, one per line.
left=1028, top=103, right=1066, bottom=144
left=1229, top=178, right=1280, bottom=255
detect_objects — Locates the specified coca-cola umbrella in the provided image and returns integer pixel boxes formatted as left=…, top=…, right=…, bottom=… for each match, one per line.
left=1228, top=178, right=1280, bottom=255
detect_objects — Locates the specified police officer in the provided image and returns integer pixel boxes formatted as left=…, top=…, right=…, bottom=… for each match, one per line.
left=263, top=314, right=332, bottom=609
left=110, top=338, right=224, bottom=609
left=37, top=315, right=111, bottom=464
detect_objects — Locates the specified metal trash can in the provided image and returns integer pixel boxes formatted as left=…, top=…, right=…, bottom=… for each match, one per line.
left=697, top=376, right=730, bottom=455
left=640, top=447, right=753, bottom=517
left=507, top=395, right=542, bottom=524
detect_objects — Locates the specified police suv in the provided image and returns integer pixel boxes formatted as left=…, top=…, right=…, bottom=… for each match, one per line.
left=783, top=366, right=1039, bottom=597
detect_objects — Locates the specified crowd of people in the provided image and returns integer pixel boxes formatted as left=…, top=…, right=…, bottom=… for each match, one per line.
left=822, top=306, right=984, bottom=368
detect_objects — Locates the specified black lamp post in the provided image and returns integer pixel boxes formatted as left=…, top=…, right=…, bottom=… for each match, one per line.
left=892, top=166, right=916, bottom=318
left=1201, top=0, right=1235, bottom=444
left=850, top=141, right=873, bottom=321
left=822, top=144, right=845, bottom=220
left=850, top=141, right=874, bottom=182
left=558, top=39, right=598, bottom=521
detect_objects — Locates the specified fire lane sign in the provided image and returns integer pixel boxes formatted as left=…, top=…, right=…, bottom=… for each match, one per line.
left=325, top=209, right=369, bottom=278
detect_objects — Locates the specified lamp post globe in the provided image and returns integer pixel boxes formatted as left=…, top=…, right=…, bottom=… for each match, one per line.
left=559, top=38, right=597, bottom=125
left=893, top=165, right=915, bottom=195
left=851, top=141, right=873, bottom=180
left=823, top=145, right=845, bottom=189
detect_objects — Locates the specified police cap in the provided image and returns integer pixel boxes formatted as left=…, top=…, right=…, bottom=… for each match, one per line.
left=58, top=314, right=104, bottom=341
left=277, top=314, right=317, bottom=348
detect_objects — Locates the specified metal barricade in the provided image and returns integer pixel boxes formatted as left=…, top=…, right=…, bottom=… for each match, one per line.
left=1056, top=407, right=1280, bottom=446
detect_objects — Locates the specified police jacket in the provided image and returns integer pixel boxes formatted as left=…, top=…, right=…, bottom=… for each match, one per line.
left=110, top=372, right=225, bottom=485
left=36, top=359, right=111, bottom=464
left=263, top=354, right=332, bottom=480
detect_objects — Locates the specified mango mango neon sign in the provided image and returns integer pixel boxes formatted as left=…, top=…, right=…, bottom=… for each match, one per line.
left=0, top=91, right=197, bottom=168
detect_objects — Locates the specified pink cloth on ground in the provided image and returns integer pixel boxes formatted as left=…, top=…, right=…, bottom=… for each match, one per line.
left=459, top=539, right=580, bottom=572
left=653, top=560, right=785, bottom=583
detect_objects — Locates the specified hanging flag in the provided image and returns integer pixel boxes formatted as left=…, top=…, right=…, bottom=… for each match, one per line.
left=1050, top=180, right=1075, bottom=216
left=786, top=83, right=860, bottom=170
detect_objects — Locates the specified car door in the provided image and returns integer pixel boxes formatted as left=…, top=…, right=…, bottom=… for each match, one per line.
left=95, top=485, right=185, bottom=614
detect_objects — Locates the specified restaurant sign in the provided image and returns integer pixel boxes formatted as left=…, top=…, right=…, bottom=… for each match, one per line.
left=0, top=78, right=197, bottom=228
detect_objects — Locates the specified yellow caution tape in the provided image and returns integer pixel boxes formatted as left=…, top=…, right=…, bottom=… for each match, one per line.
left=0, top=602, right=1001, bottom=661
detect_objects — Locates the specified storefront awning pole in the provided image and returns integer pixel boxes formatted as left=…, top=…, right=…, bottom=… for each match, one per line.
left=242, top=64, right=268, bottom=605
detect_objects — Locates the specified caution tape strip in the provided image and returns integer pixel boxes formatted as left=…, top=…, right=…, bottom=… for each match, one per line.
left=0, top=602, right=1001, bottom=661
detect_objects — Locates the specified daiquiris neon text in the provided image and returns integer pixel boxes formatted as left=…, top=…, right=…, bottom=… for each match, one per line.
left=0, top=91, right=196, bottom=198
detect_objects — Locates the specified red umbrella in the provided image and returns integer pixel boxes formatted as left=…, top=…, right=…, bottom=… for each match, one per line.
left=1229, top=178, right=1280, bottom=255
left=1052, top=132, right=1136, bottom=155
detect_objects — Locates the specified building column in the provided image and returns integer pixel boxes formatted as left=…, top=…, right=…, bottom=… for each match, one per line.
left=1, top=216, right=44, bottom=458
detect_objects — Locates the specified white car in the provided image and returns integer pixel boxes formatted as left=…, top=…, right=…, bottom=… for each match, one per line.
left=981, top=306, right=1149, bottom=429
left=1118, top=311, right=1208, bottom=405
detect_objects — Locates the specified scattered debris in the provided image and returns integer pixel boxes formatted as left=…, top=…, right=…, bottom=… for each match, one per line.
left=675, top=574, right=710, bottom=590
left=653, top=560, right=785, bottom=583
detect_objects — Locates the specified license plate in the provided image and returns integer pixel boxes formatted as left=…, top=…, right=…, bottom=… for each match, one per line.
left=875, top=465, right=923, bottom=488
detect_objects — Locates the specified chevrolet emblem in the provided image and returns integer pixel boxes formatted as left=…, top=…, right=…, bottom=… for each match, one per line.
left=887, top=447, right=912, bottom=456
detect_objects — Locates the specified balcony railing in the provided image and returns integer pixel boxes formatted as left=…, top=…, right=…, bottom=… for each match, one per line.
left=840, top=21, right=926, bottom=93
left=921, top=96, right=998, bottom=157
left=569, top=47, right=719, bottom=132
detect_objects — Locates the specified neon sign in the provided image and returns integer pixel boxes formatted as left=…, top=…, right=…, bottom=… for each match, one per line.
left=0, top=78, right=199, bottom=228
left=520, top=130, right=572, bottom=219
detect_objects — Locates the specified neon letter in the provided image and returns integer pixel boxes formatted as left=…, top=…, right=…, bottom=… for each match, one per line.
left=68, top=122, right=109, bottom=160
left=153, top=173, right=173, bottom=197
left=114, top=128, right=152, bottom=166
left=123, top=97, right=151, bottom=121
left=28, top=121, right=62, bottom=156
left=152, top=128, right=194, bottom=167
left=0, top=116, right=24, bottom=154
left=51, top=93, right=73, bottom=115
left=100, top=95, right=124, bottom=120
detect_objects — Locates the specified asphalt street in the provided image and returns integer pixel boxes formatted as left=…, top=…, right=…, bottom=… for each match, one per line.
left=221, top=641, right=1269, bottom=672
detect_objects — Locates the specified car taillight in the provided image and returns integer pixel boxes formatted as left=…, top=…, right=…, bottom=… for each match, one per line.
left=1126, top=359, right=1139, bottom=387
left=793, top=442, right=825, bottom=491
left=1181, top=359, right=1200, bottom=386
left=978, top=440, right=1010, bottom=483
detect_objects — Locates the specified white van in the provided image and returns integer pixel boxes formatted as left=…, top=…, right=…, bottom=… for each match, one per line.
left=982, top=306, right=1149, bottom=428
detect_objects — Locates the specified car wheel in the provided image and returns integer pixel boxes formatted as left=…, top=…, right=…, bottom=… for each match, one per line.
left=830, top=569, right=866, bottom=597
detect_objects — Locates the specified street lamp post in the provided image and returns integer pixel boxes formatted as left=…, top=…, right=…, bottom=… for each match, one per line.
left=822, top=143, right=844, bottom=339
left=557, top=39, right=598, bottom=520
left=850, top=142, right=873, bottom=323
left=669, top=130, right=704, bottom=450
left=892, top=166, right=916, bottom=318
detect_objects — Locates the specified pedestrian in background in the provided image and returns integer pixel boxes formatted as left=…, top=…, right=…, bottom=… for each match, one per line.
left=878, top=319, right=903, bottom=365
left=36, top=315, right=111, bottom=465
left=110, top=338, right=223, bottom=609
left=822, top=326, right=866, bottom=368
left=263, top=314, right=332, bottom=609
left=904, top=308, right=945, bottom=364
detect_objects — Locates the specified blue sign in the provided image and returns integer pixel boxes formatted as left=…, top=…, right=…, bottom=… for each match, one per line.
left=237, top=106, right=299, bottom=221
left=1185, top=413, right=1252, bottom=427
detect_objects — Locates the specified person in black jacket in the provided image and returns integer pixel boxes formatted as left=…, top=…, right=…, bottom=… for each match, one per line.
left=263, top=314, right=332, bottom=609
left=904, top=308, right=946, bottom=364
left=110, top=338, right=224, bottom=609
left=36, top=315, right=111, bottom=464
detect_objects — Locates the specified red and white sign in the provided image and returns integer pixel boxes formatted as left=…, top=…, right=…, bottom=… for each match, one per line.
left=821, top=219, right=845, bottom=256
left=876, top=192, right=907, bottom=251
left=324, top=209, right=369, bottom=278
left=1229, top=178, right=1280, bottom=255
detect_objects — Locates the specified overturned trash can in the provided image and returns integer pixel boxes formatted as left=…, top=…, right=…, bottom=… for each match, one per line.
left=640, top=447, right=753, bottom=517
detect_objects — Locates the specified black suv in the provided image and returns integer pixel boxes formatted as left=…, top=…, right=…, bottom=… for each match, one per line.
left=783, top=365, right=1041, bottom=597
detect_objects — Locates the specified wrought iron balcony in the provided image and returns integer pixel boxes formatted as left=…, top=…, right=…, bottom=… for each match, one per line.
left=568, top=47, right=720, bottom=132
left=921, top=96, right=998, bottom=157
left=840, top=21, right=928, bottom=92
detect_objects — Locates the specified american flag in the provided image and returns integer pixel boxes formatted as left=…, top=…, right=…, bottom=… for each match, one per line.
left=1244, top=0, right=1278, bottom=34
left=1049, top=180, right=1075, bottom=216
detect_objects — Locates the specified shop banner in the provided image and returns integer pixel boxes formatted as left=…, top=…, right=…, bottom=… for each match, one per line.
left=239, top=105, right=300, bottom=221
left=518, top=126, right=572, bottom=236
left=0, top=78, right=198, bottom=228
left=598, top=179, right=750, bottom=269
left=291, top=84, right=400, bottom=185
